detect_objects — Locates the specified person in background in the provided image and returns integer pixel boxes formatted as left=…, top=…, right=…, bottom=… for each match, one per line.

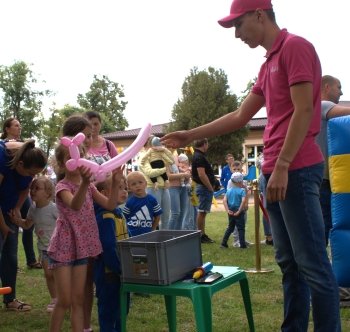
left=1, top=117, right=41, bottom=270
left=191, top=138, right=215, bottom=243
left=256, top=154, right=273, bottom=245
left=316, top=74, right=350, bottom=309
left=315, top=75, right=350, bottom=247
left=84, top=111, right=118, bottom=165
left=10, top=176, right=58, bottom=312
left=220, top=154, right=234, bottom=191
left=220, top=172, right=247, bottom=249
left=227, top=160, right=253, bottom=247
left=123, top=171, right=162, bottom=236
left=0, top=140, right=47, bottom=311
left=138, top=135, right=171, bottom=230
left=94, top=174, right=130, bottom=332
left=167, top=148, right=191, bottom=230
left=161, top=1, right=341, bottom=330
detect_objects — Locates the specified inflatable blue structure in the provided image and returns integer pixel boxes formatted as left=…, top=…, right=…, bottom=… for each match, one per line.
left=328, top=116, right=350, bottom=287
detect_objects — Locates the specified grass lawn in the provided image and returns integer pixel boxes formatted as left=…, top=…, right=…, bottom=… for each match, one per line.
left=1, top=209, right=350, bottom=331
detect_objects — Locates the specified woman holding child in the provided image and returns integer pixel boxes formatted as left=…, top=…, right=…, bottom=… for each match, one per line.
left=138, top=135, right=172, bottom=230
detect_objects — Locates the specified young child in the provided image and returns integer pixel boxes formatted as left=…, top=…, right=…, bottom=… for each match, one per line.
left=220, top=172, right=247, bottom=249
left=177, top=153, right=191, bottom=188
left=123, top=171, right=162, bottom=237
left=47, top=139, right=124, bottom=332
left=94, top=174, right=130, bottom=332
left=10, top=176, right=58, bottom=312
left=139, top=137, right=174, bottom=190
left=227, top=161, right=251, bottom=247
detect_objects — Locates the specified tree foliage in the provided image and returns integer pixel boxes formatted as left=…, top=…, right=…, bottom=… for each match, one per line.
left=77, top=75, right=128, bottom=132
left=0, top=61, right=53, bottom=140
left=238, top=77, right=257, bottom=106
left=167, top=67, right=249, bottom=165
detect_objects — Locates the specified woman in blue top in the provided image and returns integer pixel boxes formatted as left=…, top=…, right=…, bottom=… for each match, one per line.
left=1, top=117, right=41, bottom=269
left=0, top=139, right=47, bottom=311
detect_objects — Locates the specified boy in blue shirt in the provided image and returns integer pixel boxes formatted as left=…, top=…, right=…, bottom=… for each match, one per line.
left=220, top=172, right=247, bottom=249
left=123, top=171, right=162, bottom=236
left=94, top=175, right=130, bottom=332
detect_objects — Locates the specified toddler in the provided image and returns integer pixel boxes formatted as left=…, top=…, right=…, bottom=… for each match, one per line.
left=11, top=176, right=58, bottom=312
left=123, top=171, right=162, bottom=237
left=94, top=175, right=130, bottom=332
left=220, top=172, right=247, bottom=249
left=177, top=153, right=191, bottom=188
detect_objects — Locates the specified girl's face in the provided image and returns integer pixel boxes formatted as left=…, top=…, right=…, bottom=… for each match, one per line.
left=30, top=179, right=49, bottom=203
left=81, top=125, right=92, bottom=151
left=89, top=117, right=102, bottom=139
left=60, top=146, right=84, bottom=175
left=6, top=119, right=21, bottom=139
left=16, top=161, right=43, bottom=178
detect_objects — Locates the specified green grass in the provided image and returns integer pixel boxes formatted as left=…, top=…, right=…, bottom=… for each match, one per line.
left=1, top=210, right=350, bottom=331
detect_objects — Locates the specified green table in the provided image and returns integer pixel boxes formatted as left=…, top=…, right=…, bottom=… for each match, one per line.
left=120, top=266, right=255, bottom=332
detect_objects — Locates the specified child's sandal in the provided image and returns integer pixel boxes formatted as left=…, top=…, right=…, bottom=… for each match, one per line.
left=3, top=299, right=31, bottom=311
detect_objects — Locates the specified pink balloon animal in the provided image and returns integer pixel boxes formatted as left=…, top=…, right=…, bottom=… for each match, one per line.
left=61, top=123, right=152, bottom=182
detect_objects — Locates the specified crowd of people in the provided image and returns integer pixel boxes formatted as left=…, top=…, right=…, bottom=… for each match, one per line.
left=0, top=0, right=348, bottom=331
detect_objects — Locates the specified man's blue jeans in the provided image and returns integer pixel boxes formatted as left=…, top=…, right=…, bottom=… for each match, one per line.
left=319, top=179, right=332, bottom=247
left=146, top=187, right=170, bottom=230
left=168, top=186, right=189, bottom=230
left=265, top=162, right=341, bottom=332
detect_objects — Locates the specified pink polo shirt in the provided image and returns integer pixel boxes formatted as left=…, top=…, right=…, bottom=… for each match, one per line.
left=251, top=29, right=323, bottom=174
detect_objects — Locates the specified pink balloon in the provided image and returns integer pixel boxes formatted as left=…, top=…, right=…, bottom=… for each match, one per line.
left=63, top=123, right=152, bottom=182
left=99, top=123, right=152, bottom=175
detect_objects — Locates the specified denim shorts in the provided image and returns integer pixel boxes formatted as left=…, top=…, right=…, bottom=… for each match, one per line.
left=196, top=185, right=213, bottom=213
left=39, top=249, right=49, bottom=262
left=48, top=256, right=89, bottom=270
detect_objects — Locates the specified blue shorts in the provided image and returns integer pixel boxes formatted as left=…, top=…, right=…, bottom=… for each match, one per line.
left=196, top=185, right=213, bottom=213
left=48, top=256, right=89, bottom=270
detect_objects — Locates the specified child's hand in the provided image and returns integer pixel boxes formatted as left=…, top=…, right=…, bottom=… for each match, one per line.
left=227, top=210, right=234, bottom=215
left=234, top=211, right=241, bottom=216
left=7, top=209, right=22, bottom=225
left=78, top=165, right=92, bottom=184
left=112, top=165, right=125, bottom=184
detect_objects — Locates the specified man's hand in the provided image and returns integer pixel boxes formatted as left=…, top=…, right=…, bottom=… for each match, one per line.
left=160, top=131, right=192, bottom=149
left=266, top=159, right=289, bottom=202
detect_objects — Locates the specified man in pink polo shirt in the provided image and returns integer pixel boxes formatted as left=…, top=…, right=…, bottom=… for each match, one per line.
left=161, top=1, right=341, bottom=331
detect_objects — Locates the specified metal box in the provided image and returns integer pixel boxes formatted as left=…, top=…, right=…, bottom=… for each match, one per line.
left=118, top=230, right=202, bottom=285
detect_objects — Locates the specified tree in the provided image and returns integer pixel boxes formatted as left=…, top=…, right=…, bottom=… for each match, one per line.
left=167, top=67, right=249, bottom=165
left=39, top=103, right=64, bottom=156
left=0, top=61, right=54, bottom=139
left=77, top=75, right=128, bottom=132
left=238, top=77, right=257, bottom=106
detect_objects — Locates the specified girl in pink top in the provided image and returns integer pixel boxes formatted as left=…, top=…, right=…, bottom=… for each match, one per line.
left=47, top=140, right=124, bottom=332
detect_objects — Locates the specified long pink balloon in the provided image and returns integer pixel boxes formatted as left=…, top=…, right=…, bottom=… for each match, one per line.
left=63, top=123, right=152, bottom=182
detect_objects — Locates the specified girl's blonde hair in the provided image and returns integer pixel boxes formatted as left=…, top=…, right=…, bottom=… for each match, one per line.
left=32, top=176, right=55, bottom=201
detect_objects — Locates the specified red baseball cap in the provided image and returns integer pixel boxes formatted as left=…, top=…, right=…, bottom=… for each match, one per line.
left=218, top=0, right=273, bottom=28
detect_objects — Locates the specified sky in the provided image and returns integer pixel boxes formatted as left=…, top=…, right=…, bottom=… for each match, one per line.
left=1, top=0, right=349, bottom=130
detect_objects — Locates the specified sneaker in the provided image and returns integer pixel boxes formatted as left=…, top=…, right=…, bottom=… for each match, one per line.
left=240, top=246, right=248, bottom=250
left=260, top=238, right=273, bottom=246
left=233, top=241, right=240, bottom=247
left=203, top=234, right=215, bottom=243
left=46, top=301, right=56, bottom=313
left=201, top=235, right=212, bottom=243
left=245, top=240, right=254, bottom=246
left=220, top=243, right=229, bottom=248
